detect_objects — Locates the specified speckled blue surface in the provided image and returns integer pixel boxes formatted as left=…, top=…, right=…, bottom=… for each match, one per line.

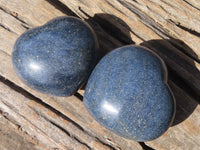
left=83, top=45, right=175, bottom=142
left=12, top=16, right=98, bottom=96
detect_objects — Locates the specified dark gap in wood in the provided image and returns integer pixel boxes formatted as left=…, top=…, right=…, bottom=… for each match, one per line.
left=1, top=100, right=92, bottom=150
left=49, top=120, right=91, bottom=149
left=45, top=0, right=79, bottom=17
left=0, top=101, right=29, bottom=132
left=78, top=6, right=90, bottom=18
left=176, top=24, right=200, bottom=37
left=0, top=23, right=17, bottom=34
left=0, top=75, right=85, bottom=132
left=117, top=0, right=169, bottom=39
left=0, top=111, right=49, bottom=149
left=21, top=24, right=30, bottom=30
left=0, top=7, right=30, bottom=27
left=12, top=16, right=30, bottom=28
left=74, top=92, right=83, bottom=101
left=183, top=0, right=200, bottom=11
left=0, top=98, right=18, bottom=114
left=132, top=0, right=138, bottom=2
left=0, top=6, right=10, bottom=14
left=168, top=19, right=200, bottom=37
left=139, top=142, right=155, bottom=150
left=1, top=108, right=9, bottom=118
left=73, top=137, right=92, bottom=150
left=0, top=24, right=11, bottom=32
left=168, top=67, right=200, bottom=103
left=31, top=107, right=92, bottom=147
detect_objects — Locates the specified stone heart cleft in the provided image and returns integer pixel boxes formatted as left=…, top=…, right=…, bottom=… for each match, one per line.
left=83, top=45, right=175, bottom=142
left=12, top=16, right=98, bottom=96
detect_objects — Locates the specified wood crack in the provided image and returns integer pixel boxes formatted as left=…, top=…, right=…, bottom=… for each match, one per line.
left=0, top=75, right=119, bottom=149
left=29, top=105, right=93, bottom=149
left=0, top=75, right=85, bottom=132
left=167, top=19, right=200, bottom=38
left=0, top=23, right=17, bottom=34
left=117, top=0, right=175, bottom=39
left=0, top=6, right=31, bottom=29
left=183, top=0, right=200, bottom=11
left=175, top=23, right=200, bottom=37
left=139, top=142, right=155, bottom=150
left=45, top=0, right=79, bottom=17
left=49, top=120, right=92, bottom=150
left=0, top=103, right=43, bottom=148
left=21, top=24, right=30, bottom=30
left=74, top=92, right=83, bottom=101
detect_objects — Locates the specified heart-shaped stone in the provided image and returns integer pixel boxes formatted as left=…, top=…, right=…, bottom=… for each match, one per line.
left=12, top=16, right=98, bottom=96
left=83, top=45, right=175, bottom=141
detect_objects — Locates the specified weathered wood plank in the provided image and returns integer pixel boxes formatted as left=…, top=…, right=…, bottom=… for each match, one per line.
left=0, top=0, right=65, bottom=27
left=184, top=0, right=200, bottom=10
left=0, top=103, right=65, bottom=150
left=0, top=114, right=40, bottom=150
left=0, top=80, right=108, bottom=150
left=0, top=0, right=200, bottom=149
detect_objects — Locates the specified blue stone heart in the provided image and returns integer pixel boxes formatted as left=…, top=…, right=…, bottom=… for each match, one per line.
left=12, top=16, right=98, bottom=96
left=83, top=45, right=175, bottom=141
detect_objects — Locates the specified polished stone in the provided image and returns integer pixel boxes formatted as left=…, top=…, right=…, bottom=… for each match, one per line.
left=83, top=45, right=175, bottom=142
left=12, top=16, right=98, bottom=96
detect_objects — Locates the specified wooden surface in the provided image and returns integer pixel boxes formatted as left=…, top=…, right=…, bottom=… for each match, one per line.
left=0, top=0, right=200, bottom=149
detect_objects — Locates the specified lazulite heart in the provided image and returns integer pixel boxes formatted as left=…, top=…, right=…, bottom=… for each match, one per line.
left=83, top=45, right=175, bottom=141
left=12, top=16, right=98, bottom=96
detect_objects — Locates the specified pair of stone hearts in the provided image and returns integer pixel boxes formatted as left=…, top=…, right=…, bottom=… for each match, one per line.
left=12, top=16, right=175, bottom=142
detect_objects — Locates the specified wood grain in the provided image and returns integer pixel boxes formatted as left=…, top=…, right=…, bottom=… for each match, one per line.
left=0, top=0, right=200, bottom=149
left=0, top=113, right=41, bottom=150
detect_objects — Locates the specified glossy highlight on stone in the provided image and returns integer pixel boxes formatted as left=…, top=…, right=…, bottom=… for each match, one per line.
left=12, top=16, right=98, bottom=96
left=83, top=45, right=175, bottom=142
